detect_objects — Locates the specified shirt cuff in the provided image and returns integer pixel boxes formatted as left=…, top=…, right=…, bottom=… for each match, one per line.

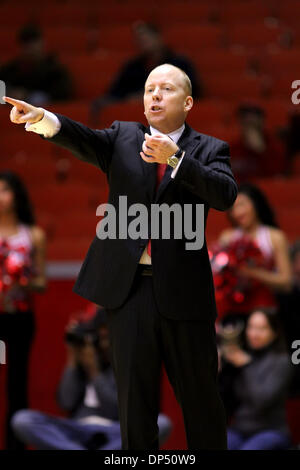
left=25, top=109, right=61, bottom=138
left=171, top=151, right=185, bottom=178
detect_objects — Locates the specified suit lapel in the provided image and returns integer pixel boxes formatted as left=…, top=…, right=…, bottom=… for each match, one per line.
left=155, top=123, right=200, bottom=202
left=136, top=122, right=200, bottom=203
left=137, top=123, right=157, bottom=202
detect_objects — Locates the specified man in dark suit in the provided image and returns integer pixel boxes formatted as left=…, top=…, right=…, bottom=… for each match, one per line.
left=3, top=63, right=238, bottom=450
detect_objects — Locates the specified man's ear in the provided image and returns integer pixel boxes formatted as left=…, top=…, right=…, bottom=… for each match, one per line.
left=184, top=96, right=193, bottom=112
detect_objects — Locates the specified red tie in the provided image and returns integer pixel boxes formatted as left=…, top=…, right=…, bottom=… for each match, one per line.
left=146, top=162, right=167, bottom=257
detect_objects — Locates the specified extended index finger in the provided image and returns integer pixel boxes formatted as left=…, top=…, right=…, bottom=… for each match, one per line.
left=2, top=96, right=24, bottom=108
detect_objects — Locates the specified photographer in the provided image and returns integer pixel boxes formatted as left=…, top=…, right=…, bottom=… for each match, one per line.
left=10, top=306, right=172, bottom=450
left=218, top=307, right=293, bottom=450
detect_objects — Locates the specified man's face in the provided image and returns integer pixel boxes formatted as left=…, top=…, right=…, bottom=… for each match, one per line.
left=143, top=65, right=193, bottom=134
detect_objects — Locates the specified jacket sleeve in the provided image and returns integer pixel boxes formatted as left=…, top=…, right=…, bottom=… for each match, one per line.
left=40, top=114, right=120, bottom=173
left=173, top=141, right=238, bottom=211
left=241, top=355, right=293, bottom=411
left=56, top=365, right=85, bottom=412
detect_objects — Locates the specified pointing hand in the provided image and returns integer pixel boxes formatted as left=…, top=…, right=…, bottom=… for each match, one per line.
left=2, top=96, right=44, bottom=125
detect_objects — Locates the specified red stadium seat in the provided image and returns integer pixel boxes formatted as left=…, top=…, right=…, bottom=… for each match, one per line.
left=0, top=29, right=19, bottom=56
left=260, top=49, right=300, bottom=76
left=206, top=210, right=231, bottom=245
left=96, top=25, right=137, bottom=53
left=225, top=23, right=283, bottom=49
left=43, top=27, right=93, bottom=54
left=47, top=236, right=92, bottom=260
left=254, top=177, right=300, bottom=209
left=30, top=182, right=96, bottom=213
left=54, top=211, right=100, bottom=238
left=186, top=122, right=239, bottom=143
left=164, top=24, right=224, bottom=50
left=0, top=158, right=58, bottom=187
left=276, top=1, right=300, bottom=24
left=268, top=73, right=299, bottom=100
left=1, top=130, right=55, bottom=158
left=0, top=5, right=36, bottom=29
left=35, top=211, right=56, bottom=241
left=37, top=5, right=93, bottom=28
left=276, top=206, right=300, bottom=242
left=218, top=1, right=274, bottom=24
left=60, top=55, right=131, bottom=99
left=203, top=73, right=263, bottom=100
left=157, top=3, right=220, bottom=24
left=62, top=53, right=130, bottom=83
left=190, top=50, right=250, bottom=75
left=67, top=160, right=107, bottom=188
left=68, top=73, right=111, bottom=99
left=262, top=99, right=293, bottom=130
left=187, top=100, right=230, bottom=128
left=0, top=105, right=14, bottom=132
left=98, top=4, right=154, bottom=26
left=46, top=100, right=91, bottom=124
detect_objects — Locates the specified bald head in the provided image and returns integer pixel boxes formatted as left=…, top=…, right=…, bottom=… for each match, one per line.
left=143, top=63, right=194, bottom=134
left=146, top=64, right=192, bottom=97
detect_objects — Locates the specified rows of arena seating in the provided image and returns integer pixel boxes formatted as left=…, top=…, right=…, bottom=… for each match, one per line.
left=0, top=1, right=299, bottom=27
left=0, top=22, right=299, bottom=53
left=0, top=0, right=300, bottom=260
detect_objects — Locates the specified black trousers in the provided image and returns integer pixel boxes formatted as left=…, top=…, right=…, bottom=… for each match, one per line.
left=0, top=310, right=35, bottom=450
left=106, top=266, right=227, bottom=450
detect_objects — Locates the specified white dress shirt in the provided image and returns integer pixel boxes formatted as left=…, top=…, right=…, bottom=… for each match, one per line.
left=25, top=108, right=61, bottom=137
left=25, top=111, right=186, bottom=265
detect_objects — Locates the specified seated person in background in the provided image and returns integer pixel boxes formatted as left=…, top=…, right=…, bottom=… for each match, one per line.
left=218, top=307, right=293, bottom=450
left=90, top=21, right=202, bottom=123
left=277, top=239, right=300, bottom=398
left=230, top=104, right=286, bottom=183
left=11, top=306, right=172, bottom=450
left=278, top=110, right=300, bottom=175
left=0, top=23, right=73, bottom=106
left=217, top=183, right=292, bottom=324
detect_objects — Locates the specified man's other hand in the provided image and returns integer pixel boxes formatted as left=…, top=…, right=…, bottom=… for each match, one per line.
left=140, top=133, right=179, bottom=164
left=2, top=96, right=44, bottom=125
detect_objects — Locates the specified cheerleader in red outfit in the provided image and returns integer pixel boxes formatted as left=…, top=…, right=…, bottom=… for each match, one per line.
left=0, top=171, right=47, bottom=449
left=216, top=183, right=292, bottom=325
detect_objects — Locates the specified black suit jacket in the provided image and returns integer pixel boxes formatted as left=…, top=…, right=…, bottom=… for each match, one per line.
left=41, top=116, right=238, bottom=322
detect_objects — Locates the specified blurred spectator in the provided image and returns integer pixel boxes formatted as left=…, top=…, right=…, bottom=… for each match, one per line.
left=0, top=170, right=47, bottom=449
left=278, top=111, right=300, bottom=175
left=218, top=307, right=293, bottom=450
left=277, top=239, right=300, bottom=398
left=11, top=306, right=172, bottom=450
left=0, top=23, right=73, bottom=106
left=230, top=104, right=286, bottom=183
left=90, top=22, right=202, bottom=123
left=217, top=183, right=292, bottom=324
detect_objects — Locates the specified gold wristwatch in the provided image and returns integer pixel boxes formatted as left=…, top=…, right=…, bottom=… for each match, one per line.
left=167, top=148, right=184, bottom=169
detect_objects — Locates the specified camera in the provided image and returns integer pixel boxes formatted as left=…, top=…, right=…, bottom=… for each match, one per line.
left=65, top=321, right=99, bottom=348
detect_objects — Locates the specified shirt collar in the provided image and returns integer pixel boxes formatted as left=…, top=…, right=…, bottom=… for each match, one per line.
left=149, top=123, right=185, bottom=144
